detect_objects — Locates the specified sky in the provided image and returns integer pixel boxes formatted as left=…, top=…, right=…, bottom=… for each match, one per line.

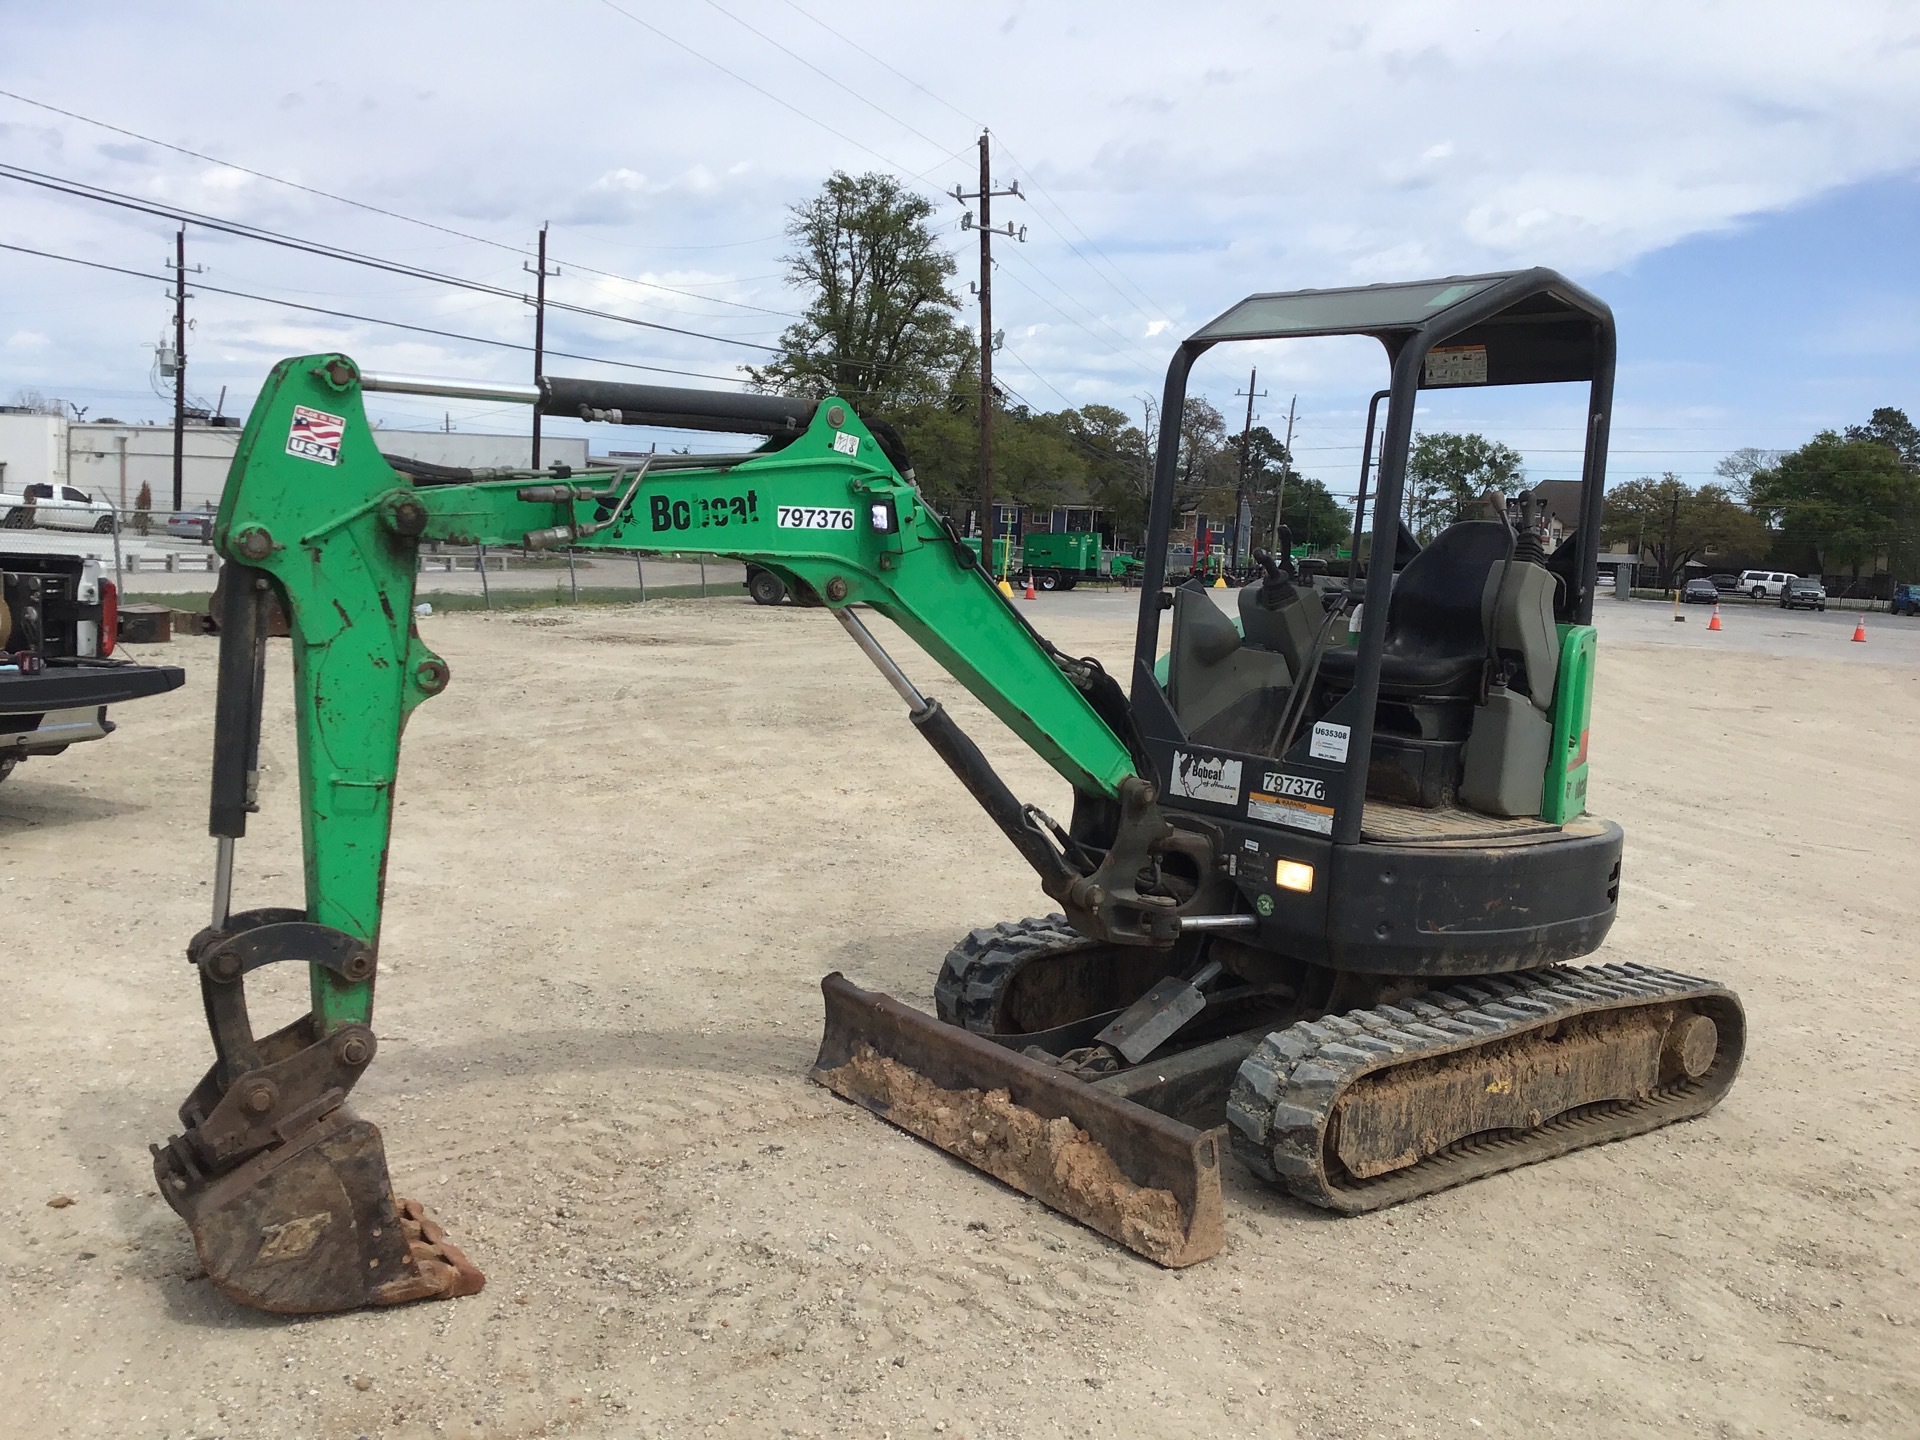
left=2, top=0, right=1918, bottom=511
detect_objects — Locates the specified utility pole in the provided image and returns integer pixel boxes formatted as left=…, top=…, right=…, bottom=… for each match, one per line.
left=951, top=131, right=1025, bottom=545
left=1139, top=399, right=1156, bottom=491
left=1232, top=369, right=1267, bottom=564
left=1270, top=394, right=1297, bottom=548
left=526, top=223, right=559, bottom=468
left=168, top=226, right=198, bottom=514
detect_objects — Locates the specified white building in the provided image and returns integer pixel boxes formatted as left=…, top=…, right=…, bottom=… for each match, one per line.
left=0, top=409, right=583, bottom=516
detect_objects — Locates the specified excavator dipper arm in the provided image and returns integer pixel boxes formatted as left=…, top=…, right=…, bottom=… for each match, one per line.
left=155, top=354, right=1228, bottom=1314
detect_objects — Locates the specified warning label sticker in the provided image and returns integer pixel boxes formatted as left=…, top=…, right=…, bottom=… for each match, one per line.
left=1168, top=750, right=1242, bottom=806
left=286, top=405, right=345, bottom=465
left=1248, top=791, right=1334, bottom=835
left=1424, top=344, right=1488, bottom=386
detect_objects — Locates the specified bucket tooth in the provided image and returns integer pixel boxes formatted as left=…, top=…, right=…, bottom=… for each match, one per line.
left=810, top=972, right=1224, bottom=1267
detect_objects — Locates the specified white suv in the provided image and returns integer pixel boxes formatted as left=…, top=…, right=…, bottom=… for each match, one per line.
left=1738, top=569, right=1797, bottom=600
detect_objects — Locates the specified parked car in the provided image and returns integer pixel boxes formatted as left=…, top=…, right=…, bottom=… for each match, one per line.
left=1738, top=568, right=1797, bottom=600
left=165, top=511, right=215, bottom=543
left=0, top=482, right=117, bottom=533
left=1779, top=577, right=1827, bottom=611
left=1892, top=583, right=1920, bottom=616
left=1681, top=578, right=1719, bottom=603
left=1706, top=573, right=1739, bottom=592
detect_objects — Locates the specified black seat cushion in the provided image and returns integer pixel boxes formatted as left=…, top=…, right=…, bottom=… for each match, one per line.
left=1320, top=520, right=1514, bottom=698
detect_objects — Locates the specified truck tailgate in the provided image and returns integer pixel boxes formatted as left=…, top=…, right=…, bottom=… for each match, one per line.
left=0, top=658, right=187, bottom=715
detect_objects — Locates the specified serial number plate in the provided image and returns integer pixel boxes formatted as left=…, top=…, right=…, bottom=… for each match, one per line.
left=777, top=506, right=855, bottom=530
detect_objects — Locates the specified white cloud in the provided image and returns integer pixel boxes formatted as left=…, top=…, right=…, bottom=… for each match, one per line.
left=0, top=0, right=1913, bottom=460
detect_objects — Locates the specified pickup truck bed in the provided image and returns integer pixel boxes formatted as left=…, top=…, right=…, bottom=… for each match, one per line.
left=3, top=550, right=186, bottom=778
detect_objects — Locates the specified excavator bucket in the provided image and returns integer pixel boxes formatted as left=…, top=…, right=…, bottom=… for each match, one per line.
left=151, top=905, right=485, bottom=1315
left=156, top=1107, right=485, bottom=1314
left=811, top=974, right=1225, bottom=1267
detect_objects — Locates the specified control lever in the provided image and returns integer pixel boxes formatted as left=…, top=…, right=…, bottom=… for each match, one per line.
left=1250, top=528, right=1297, bottom=610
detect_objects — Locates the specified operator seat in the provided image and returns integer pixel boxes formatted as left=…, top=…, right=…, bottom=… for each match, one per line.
left=1312, top=520, right=1513, bottom=807
left=1318, top=520, right=1514, bottom=700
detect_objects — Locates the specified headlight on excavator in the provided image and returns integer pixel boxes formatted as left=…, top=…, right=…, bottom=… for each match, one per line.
left=868, top=499, right=899, bottom=533
left=1275, top=859, right=1315, bottom=893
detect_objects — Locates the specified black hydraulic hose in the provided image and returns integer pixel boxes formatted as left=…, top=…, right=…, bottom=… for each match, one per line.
left=910, top=698, right=1081, bottom=899
left=208, top=566, right=272, bottom=839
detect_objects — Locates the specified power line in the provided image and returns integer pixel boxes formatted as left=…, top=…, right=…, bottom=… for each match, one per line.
left=593, top=0, right=936, bottom=179
left=0, top=86, right=799, bottom=317
left=992, top=136, right=1170, bottom=322
left=700, top=0, right=955, bottom=156
left=779, top=0, right=983, bottom=130
left=0, top=240, right=752, bottom=385
left=774, top=0, right=1169, bottom=324
left=993, top=249, right=1164, bottom=369
left=0, top=162, right=784, bottom=352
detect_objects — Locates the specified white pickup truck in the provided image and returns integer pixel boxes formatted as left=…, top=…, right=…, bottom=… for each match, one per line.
left=2, top=550, right=183, bottom=782
left=1, top=481, right=118, bottom=533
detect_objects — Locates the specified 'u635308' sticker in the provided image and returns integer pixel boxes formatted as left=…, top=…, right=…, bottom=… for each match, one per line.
left=286, top=405, right=345, bottom=465
left=777, top=506, right=855, bottom=530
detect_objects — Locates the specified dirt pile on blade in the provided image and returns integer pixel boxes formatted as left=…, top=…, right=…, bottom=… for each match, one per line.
left=825, top=1045, right=1189, bottom=1262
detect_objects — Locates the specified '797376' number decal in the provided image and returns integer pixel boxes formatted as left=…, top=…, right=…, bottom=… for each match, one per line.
left=776, top=506, right=854, bottom=530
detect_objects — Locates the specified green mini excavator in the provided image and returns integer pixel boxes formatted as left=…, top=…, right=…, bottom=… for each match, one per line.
left=152, top=269, right=1744, bottom=1314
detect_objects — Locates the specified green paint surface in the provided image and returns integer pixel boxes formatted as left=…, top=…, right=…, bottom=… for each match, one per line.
left=213, top=355, right=1136, bottom=1031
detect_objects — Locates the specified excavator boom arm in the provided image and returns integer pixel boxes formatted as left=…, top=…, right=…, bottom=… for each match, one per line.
left=214, top=355, right=1135, bottom=1003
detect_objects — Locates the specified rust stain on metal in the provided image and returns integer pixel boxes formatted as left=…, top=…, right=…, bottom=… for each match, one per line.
left=821, top=1046, right=1194, bottom=1264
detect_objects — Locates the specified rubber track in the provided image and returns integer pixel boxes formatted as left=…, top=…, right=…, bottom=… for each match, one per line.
left=1226, top=962, right=1745, bottom=1213
left=933, top=914, right=1092, bottom=1032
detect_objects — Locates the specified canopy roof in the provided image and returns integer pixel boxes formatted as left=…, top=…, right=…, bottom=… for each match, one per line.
left=1188, top=269, right=1612, bottom=388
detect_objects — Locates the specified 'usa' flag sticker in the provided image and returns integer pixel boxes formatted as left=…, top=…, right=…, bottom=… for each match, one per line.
left=286, top=405, right=346, bottom=465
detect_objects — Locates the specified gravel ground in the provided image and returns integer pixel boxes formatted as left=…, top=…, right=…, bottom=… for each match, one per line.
left=1, top=594, right=1914, bottom=1439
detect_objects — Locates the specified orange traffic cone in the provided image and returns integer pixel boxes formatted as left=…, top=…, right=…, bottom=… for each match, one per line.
left=1707, top=604, right=1722, bottom=632
left=1023, top=574, right=1037, bottom=601
left=1852, top=615, right=1867, bottom=643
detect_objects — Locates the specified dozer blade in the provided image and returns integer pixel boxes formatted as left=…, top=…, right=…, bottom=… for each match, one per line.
left=156, top=1105, right=485, bottom=1315
left=810, top=973, right=1224, bottom=1267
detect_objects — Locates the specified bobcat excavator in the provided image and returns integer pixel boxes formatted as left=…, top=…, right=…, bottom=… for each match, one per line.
left=152, top=269, right=1744, bottom=1313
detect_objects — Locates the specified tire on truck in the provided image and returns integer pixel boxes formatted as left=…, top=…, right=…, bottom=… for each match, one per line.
left=746, top=565, right=790, bottom=605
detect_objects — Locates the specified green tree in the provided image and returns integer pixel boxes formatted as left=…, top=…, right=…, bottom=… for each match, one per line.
left=1282, top=477, right=1354, bottom=556
left=1177, top=397, right=1236, bottom=517
left=1603, top=473, right=1766, bottom=592
left=1405, top=432, right=1524, bottom=541
left=1049, top=403, right=1151, bottom=538
left=1749, top=430, right=1917, bottom=583
left=1843, top=407, right=1920, bottom=471
left=748, top=171, right=973, bottom=412
left=994, top=402, right=1086, bottom=512
left=1236, top=424, right=1296, bottom=552
left=1843, top=409, right=1920, bottom=582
